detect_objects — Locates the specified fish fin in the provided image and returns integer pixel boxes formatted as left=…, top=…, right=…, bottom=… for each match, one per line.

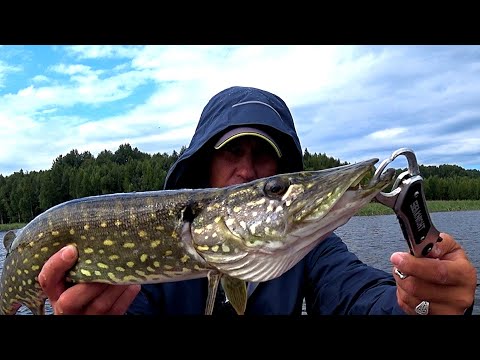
left=221, top=275, right=247, bottom=315
left=3, top=230, right=16, bottom=253
left=247, top=282, right=259, bottom=298
left=205, top=271, right=222, bottom=315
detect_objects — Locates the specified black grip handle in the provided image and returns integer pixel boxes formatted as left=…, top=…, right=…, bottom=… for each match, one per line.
left=394, top=176, right=441, bottom=257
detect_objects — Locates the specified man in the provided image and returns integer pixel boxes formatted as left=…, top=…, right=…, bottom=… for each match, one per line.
left=39, top=86, right=477, bottom=315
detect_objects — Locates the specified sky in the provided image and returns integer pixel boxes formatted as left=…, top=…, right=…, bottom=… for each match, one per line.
left=0, top=45, right=479, bottom=177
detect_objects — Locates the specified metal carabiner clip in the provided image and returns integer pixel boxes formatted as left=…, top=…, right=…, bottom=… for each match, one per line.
left=373, top=148, right=441, bottom=258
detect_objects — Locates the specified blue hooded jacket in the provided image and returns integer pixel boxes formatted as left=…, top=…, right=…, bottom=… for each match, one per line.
left=126, top=86, right=405, bottom=315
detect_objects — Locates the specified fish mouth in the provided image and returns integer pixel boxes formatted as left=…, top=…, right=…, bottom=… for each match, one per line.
left=288, top=159, right=380, bottom=223
left=291, top=160, right=395, bottom=234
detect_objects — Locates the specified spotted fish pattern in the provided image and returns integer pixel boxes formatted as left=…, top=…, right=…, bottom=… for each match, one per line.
left=0, top=159, right=394, bottom=315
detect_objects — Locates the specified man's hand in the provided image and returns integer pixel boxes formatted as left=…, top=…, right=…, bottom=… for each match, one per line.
left=391, top=232, right=477, bottom=315
left=38, top=245, right=141, bottom=315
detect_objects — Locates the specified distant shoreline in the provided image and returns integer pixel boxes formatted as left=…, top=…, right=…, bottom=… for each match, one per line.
left=356, top=199, right=480, bottom=216
left=1, top=200, right=479, bottom=232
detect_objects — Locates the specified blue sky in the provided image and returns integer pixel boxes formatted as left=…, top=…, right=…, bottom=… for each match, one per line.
left=0, top=45, right=479, bottom=176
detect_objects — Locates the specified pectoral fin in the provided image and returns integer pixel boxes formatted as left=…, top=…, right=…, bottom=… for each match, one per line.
left=3, top=230, right=16, bottom=254
left=221, top=275, right=247, bottom=315
left=205, top=271, right=222, bottom=315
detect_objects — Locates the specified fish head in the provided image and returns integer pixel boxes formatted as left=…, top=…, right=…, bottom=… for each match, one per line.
left=190, top=158, right=395, bottom=282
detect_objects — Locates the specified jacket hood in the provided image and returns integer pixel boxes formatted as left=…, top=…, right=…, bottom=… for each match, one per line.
left=164, top=86, right=304, bottom=190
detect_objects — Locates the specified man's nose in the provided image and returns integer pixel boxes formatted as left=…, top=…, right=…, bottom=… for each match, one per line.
left=236, top=154, right=256, bottom=181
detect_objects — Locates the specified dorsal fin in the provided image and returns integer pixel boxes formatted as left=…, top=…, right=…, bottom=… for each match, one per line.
left=3, top=230, right=17, bottom=253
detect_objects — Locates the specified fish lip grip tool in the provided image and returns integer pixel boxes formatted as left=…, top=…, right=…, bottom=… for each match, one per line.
left=372, top=148, right=442, bottom=258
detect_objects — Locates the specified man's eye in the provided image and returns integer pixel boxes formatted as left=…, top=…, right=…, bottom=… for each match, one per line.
left=223, top=143, right=242, bottom=156
left=253, top=143, right=277, bottom=158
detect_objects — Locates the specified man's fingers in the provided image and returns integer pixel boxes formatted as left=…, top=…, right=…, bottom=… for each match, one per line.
left=55, top=283, right=108, bottom=314
left=396, top=289, right=460, bottom=315
left=38, top=245, right=140, bottom=315
left=38, top=245, right=78, bottom=301
left=85, top=285, right=141, bottom=315
left=392, top=232, right=476, bottom=288
left=426, top=232, right=464, bottom=261
left=392, top=251, right=463, bottom=286
left=56, top=283, right=140, bottom=315
left=392, top=231, right=477, bottom=314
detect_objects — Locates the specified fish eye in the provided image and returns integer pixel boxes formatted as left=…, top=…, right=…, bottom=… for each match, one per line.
left=264, top=177, right=290, bottom=197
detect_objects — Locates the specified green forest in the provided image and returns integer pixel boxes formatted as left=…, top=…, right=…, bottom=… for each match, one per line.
left=1, top=144, right=479, bottom=225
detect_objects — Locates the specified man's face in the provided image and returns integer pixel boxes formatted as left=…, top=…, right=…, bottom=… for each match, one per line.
left=209, top=136, right=279, bottom=188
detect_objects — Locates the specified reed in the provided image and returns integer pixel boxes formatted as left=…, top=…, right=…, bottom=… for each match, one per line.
left=0, top=223, right=27, bottom=231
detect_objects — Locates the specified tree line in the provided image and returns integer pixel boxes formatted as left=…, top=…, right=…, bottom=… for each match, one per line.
left=0, top=144, right=479, bottom=224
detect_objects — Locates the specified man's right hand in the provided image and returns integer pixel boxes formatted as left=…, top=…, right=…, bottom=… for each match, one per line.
left=38, top=245, right=141, bottom=315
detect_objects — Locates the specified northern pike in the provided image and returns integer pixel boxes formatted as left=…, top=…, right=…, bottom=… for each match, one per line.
left=0, top=159, right=394, bottom=315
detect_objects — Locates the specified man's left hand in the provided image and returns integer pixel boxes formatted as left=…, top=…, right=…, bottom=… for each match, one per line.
left=391, top=232, right=477, bottom=315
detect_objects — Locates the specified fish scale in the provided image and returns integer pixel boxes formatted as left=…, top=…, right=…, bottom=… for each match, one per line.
left=0, top=159, right=394, bottom=315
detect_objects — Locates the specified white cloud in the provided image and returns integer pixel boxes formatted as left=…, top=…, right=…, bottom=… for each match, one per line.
left=369, top=127, right=407, bottom=140
left=32, top=74, right=49, bottom=83
left=64, top=45, right=144, bottom=59
left=0, top=60, right=21, bottom=88
left=0, top=45, right=479, bottom=176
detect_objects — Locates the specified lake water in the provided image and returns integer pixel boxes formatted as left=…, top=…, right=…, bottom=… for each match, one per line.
left=1, top=210, right=479, bottom=315
left=337, top=210, right=480, bottom=315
